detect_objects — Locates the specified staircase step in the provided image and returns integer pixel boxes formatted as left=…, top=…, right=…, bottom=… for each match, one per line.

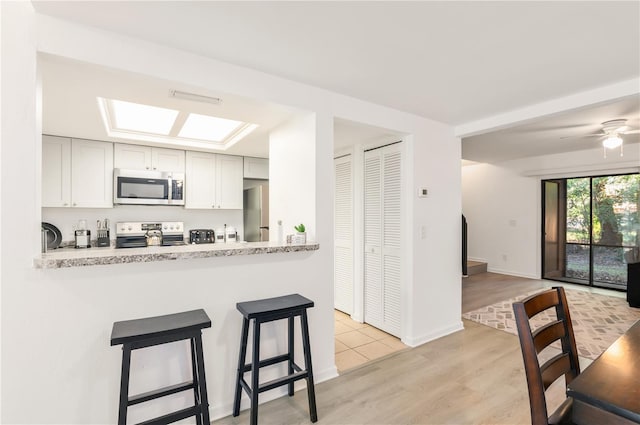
left=466, top=261, right=487, bottom=276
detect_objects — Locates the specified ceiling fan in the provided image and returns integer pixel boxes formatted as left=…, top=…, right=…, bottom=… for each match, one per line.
left=573, top=119, right=640, bottom=157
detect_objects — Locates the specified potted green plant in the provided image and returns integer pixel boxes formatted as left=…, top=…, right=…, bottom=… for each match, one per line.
left=292, top=223, right=306, bottom=245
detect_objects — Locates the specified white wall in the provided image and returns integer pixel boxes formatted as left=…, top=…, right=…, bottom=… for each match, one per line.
left=1, top=4, right=461, bottom=423
left=270, top=113, right=318, bottom=241
left=462, top=144, right=640, bottom=278
left=462, top=163, right=540, bottom=277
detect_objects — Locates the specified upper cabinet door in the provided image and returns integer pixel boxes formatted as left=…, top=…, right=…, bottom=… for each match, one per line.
left=42, top=135, right=72, bottom=207
left=185, top=151, right=216, bottom=209
left=152, top=148, right=185, bottom=173
left=71, top=139, right=113, bottom=208
left=243, top=157, right=269, bottom=179
left=115, top=144, right=185, bottom=172
left=217, top=154, right=244, bottom=209
left=114, top=144, right=152, bottom=170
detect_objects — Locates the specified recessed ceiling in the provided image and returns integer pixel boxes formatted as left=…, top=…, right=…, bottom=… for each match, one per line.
left=40, top=54, right=299, bottom=158
left=462, top=95, right=640, bottom=163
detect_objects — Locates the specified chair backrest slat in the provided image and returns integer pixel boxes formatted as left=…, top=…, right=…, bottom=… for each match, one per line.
left=540, top=352, right=571, bottom=390
left=523, top=289, right=559, bottom=318
left=532, top=320, right=565, bottom=354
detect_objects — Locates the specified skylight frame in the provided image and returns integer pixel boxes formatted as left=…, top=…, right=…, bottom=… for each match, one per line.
left=109, top=99, right=179, bottom=135
left=178, top=113, right=244, bottom=142
left=97, top=97, right=259, bottom=150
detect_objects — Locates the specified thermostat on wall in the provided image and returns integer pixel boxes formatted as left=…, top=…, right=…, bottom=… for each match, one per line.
left=418, top=187, right=429, bottom=198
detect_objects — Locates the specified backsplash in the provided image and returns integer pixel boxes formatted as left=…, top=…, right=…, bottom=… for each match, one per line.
left=42, top=206, right=244, bottom=243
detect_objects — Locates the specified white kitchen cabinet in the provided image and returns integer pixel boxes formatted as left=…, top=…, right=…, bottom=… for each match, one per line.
left=114, top=143, right=185, bottom=172
left=185, top=151, right=243, bottom=209
left=70, top=139, right=114, bottom=208
left=217, top=154, right=244, bottom=209
left=243, top=157, right=269, bottom=179
left=42, top=136, right=113, bottom=208
left=185, top=151, right=216, bottom=209
left=42, top=135, right=71, bottom=207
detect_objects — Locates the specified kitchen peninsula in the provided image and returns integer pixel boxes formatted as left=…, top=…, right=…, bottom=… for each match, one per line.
left=35, top=240, right=319, bottom=269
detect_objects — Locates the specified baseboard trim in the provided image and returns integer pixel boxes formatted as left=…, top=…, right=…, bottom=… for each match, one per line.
left=402, top=320, right=464, bottom=347
left=487, top=266, right=538, bottom=280
left=468, top=256, right=488, bottom=263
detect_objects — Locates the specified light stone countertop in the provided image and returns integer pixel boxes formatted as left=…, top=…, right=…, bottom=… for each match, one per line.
left=34, top=241, right=320, bottom=269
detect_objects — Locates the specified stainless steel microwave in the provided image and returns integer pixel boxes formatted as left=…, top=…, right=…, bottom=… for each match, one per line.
left=113, top=169, right=185, bottom=206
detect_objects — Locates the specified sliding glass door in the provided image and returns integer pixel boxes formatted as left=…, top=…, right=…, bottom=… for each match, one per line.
left=542, top=173, right=639, bottom=290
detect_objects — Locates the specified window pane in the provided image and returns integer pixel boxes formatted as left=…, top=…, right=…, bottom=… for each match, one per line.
left=566, top=178, right=590, bottom=244
left=592, top=175, right=639, bottom=247
left=565, top=243, right=590, bottom=282
left=593, top=246, right=633, bottom=289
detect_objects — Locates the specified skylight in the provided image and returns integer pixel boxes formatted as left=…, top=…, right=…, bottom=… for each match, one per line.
left=178, top=113, right=243, bottom=142
left=111, top=99, right=178, bottom=135
left=97, top=97, right=258, bottom=150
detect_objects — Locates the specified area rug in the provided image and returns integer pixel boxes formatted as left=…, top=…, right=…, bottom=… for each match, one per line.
left=462, top=288, right=640, bottom=360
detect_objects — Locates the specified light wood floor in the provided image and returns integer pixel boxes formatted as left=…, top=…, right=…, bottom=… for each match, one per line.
left=216, top=273, right=558, bottom=425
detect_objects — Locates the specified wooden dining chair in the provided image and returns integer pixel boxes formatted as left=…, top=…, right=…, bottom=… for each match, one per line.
left=513, top=286, right=581, bottom=425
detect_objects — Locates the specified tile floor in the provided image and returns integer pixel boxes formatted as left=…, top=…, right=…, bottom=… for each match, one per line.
left=334, top=309, right=409, bottom=373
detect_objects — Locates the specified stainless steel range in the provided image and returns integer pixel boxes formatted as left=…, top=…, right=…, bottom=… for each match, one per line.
left=115, top=222, right=185, bottom=248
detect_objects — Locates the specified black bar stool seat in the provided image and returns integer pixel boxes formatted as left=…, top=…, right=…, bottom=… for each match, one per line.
left=111, top=309, right=211, bottom=425
left=233, top=294, right=317, bottom=425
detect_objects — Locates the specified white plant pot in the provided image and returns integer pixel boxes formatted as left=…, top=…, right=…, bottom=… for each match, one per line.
left=292, top=232, right=307, bottom=245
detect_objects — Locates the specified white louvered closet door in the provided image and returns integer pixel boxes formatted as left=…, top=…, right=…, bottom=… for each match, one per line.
left=363, top=143, right=402, bottom=337
left=334, top=155, right=354, bottom=314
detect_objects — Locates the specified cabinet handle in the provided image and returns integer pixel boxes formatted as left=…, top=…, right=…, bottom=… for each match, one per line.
left=73, top=203, right=77, bottom=207
left=63, top=203, right=68, bottom=206
left=146, top=166, right=150, bottom=170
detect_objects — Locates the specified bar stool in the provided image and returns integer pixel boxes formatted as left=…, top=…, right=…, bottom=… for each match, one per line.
left=233, top=294, right=318, bottom=425
left=110, top=309, right=211, bottom=425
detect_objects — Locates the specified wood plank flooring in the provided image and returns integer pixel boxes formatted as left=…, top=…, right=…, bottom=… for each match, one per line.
left=215, top=273, right=559, bottom=424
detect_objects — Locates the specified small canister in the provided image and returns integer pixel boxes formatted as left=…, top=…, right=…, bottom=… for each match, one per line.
left=225, top=226, right=237, bottom=243
left=41, top=229, right=48, bottom=253
left=215, top=227, right=226, bottom=243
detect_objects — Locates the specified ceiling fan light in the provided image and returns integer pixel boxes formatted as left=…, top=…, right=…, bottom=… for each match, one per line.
left=602, top=135, right=623, bottom=149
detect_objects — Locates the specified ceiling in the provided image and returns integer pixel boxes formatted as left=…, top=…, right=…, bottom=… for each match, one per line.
left=40, top=55, right=299, bottom=158
left=33, top=1, right=640, bottom=162
left=463, top=95, right=640, bottom=163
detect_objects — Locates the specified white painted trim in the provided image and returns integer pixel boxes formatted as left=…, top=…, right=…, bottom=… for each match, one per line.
left=401, top=135, right=414, bottom=343
left=467, top=256, right=488, bottom=263
left=402, top=321, right=464, bottom=348
left=352, top=144, right=365, bottom=323
left=486, top=266, right=538, bottom=280
left=523, top=162, right=640, bottom=178
left=455, top=79, right=640, bottom=138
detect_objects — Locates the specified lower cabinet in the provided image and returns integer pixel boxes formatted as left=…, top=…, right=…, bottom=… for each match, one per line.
left=185, top=151, right=243, bottom=209
left=42, top=135, right=113, bottom=208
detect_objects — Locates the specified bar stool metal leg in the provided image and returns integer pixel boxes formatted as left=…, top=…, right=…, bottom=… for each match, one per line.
left=117, top=344, right=132, bottom=425
left=233, top=317, right=250, bottom=417
left=288, top=316, right=295, bottom=397
left=250, top=319, right=261, bottom=425
left=301, top=311, right=318, bottom=423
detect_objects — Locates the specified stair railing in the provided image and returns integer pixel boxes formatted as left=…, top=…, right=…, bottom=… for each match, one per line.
left=462, top=214, right=468, bottom=276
